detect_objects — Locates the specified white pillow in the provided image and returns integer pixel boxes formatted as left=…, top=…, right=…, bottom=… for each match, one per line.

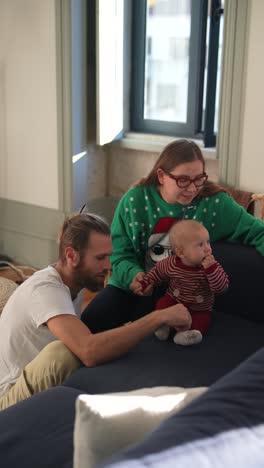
left=73, top=385, right=207, bottom=468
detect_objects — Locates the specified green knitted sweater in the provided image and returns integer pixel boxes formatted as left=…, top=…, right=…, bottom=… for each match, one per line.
left=109, top=185, right=264, bottom=291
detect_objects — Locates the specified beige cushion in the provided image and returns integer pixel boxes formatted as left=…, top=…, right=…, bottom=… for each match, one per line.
left=73, top=385, right=207, bottom=468
left=0, top=277, right=17, bottom=315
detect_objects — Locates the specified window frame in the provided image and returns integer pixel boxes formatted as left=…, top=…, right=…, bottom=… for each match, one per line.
left=130, top=0, right=223, bottom=147
left=203, top=0, right=224, bottom=147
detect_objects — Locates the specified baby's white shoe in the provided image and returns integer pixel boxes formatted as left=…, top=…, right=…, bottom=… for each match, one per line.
left=155, top=325, right=170, bottom=341
left=173, top=329, right=203, bottom=346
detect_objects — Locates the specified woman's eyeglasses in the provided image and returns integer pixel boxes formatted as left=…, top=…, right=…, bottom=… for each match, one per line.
left=166, top=172, right=208, bottom=188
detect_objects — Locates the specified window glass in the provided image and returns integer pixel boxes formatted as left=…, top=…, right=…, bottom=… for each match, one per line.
left=144, top=0, right=191, bottom=123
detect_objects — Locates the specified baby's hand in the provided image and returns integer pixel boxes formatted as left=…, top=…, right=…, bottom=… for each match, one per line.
left=129, top=272, right=145, bottom=295
left=129, top=272, right=153, bottom=296
left=140, top=279, right=154, bottom=296
left=202, top=254, right=216, bottom=269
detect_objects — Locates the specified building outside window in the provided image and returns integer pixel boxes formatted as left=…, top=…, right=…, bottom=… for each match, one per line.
left=131, top=0, right=224, bottom=147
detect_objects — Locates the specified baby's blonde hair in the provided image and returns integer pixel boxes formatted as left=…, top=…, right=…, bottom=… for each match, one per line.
left=169, top=219, right=208, bottom=251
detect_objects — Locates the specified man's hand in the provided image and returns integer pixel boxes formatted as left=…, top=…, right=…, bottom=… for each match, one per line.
left=202, top=254, right=216, bottom=269
left=157, top=304, right=192, bottom=332
left=129, top=272, right=153, bottom=296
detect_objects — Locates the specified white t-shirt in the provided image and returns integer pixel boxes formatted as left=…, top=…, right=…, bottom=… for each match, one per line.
left=0, top=266, right=83, bottom=397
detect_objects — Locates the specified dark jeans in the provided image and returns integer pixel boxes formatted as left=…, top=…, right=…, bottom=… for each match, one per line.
left=81, top=285, right=165, bottom=334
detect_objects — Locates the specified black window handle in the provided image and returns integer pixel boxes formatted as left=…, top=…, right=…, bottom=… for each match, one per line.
left=213, top=1, right=224, bottom=23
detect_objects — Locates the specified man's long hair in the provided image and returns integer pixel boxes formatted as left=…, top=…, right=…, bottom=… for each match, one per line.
left=58, top=213, right=110, bottom=263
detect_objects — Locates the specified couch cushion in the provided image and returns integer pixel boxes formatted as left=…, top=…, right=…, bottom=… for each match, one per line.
left=212, top=241, right=264, bottom=321
left=73, top=242, right=264, bottom=392
left=0, top=386, right=81, bottom=468
left=65, top=310, right=264, bottom=392
left=99, top=346, right=264, bottom=468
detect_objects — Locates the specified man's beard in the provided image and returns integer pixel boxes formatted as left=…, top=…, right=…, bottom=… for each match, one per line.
left=80, top=276, right=104, bottom=292
left=73, top=265, right=107, bottom=292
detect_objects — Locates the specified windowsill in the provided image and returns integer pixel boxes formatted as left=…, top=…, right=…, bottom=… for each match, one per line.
left=109, top=132, right=217, bottom=160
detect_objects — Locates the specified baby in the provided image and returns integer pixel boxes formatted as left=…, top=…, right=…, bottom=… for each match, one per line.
left=140, top=219, right=229, bottom=346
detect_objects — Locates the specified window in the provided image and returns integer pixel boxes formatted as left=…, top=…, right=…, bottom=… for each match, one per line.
left=131, top=0, right=224, bottom=147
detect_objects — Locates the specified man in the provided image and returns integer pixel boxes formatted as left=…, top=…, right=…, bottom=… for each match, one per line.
left=0, top=213, right=191, bottom=410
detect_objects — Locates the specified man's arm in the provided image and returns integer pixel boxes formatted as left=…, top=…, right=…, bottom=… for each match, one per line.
left=47, top=304, right=191, bottom=367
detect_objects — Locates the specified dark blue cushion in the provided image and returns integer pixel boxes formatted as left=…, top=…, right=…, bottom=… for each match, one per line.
left=64, top=310, right=264, bottom=391
left=212, top=241, right=264, bottom=321
left=0, top=386, right=81, bottom=468
left=65, top=242, right=264, bottom=393
left=1, top=242, right=263, bottom=468
left=100, top=346, right=264, bottom=467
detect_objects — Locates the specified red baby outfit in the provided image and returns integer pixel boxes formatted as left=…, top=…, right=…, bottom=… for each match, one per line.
left=142, top=256, right=229, bottom=334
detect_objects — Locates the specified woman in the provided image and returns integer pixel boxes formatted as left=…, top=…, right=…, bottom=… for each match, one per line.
left=82, top=139, right=264, bottom=333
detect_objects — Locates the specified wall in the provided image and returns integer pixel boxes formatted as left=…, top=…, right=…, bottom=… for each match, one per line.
left=239, top=0, right=264, bottom=193
left=107, top=143, right=218, bottom=198
left=0, top=0, right=59, bottom=209
left=0, top=0, right=107, bottom=266
left=73, top=145, right=107, bottom=211
left=0, top=0, right=68, bottom=267
left=72, top=0, right=107, bottom=211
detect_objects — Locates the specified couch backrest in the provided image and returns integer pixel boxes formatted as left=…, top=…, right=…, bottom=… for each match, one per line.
left=212, top=241, right=264, bottom=322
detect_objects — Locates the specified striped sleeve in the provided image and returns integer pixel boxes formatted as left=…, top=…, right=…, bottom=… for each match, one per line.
left=143, top=256, right=176, bottom=286
left=204, top=262, right=229, bottom=293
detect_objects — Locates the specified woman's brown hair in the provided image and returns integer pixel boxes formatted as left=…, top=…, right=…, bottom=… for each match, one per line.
left=134, top=139, right=226, bottom=199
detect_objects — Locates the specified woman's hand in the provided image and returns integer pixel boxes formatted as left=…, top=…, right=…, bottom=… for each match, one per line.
left=129, top=272, right=153, bottom=296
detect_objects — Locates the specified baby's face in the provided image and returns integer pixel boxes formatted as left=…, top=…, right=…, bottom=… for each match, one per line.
left=179, top=227, right=212, bottom=267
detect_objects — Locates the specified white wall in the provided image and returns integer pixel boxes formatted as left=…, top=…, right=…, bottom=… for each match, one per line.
left=72, top=0, right=107, bottom=211
left=0, top=0, right=59, bottom=209
left=239, top=0, right=264, bottom=192
left=107, top=145, right=218, bottom=197
left=73, top=145, right=107, bottom=211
